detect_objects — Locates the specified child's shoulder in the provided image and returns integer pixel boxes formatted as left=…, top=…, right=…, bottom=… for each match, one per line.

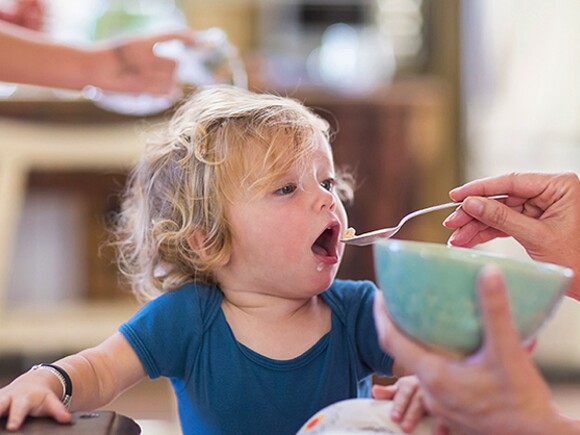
left=126, top=282, right=223, bottom=334
left=326, top=279, right=377, bottom=297
left=141, top=281, right=223, bottom=315
left=322, top=279, right=378, bottom=311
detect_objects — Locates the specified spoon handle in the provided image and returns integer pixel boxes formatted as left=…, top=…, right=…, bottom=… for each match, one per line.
left=342, top=194, right=508, bottom=247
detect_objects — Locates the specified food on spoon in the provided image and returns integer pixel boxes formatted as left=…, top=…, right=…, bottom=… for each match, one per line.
left=342, top=227, right=356, bottom=239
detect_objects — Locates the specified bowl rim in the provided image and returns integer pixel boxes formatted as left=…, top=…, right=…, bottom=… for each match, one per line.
left=373, top=238, right=575, bottom=279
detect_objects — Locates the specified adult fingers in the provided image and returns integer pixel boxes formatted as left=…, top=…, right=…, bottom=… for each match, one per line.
left=449, top=172, right=555, bottom=202
left=476, top=266, right=523, bottom=363
left=147, top=29, right=199, bottom=47
left=442, top=206, right=476, bottom=229
left=139, top=63, right=181, bottom=94
left=447, top=223, right=508, bottom=248
left=458, top=197, right=546, bottom=248
left=443, top=196, right=540, bottom=231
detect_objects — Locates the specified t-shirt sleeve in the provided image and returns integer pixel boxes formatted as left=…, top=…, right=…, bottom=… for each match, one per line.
left=327, top=280, right=395, bottom=378
left=353, top=282, right=394, bottom=377
left=119, top=285, right=206, bottom=380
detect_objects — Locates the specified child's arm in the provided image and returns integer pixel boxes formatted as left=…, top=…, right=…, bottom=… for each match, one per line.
left=0, top=332, right=146, bottom=431
left=372, top=375, right=426, bottom=433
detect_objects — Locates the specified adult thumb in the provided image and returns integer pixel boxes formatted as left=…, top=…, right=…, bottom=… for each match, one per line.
left=476, top=265, right=522, bottom=360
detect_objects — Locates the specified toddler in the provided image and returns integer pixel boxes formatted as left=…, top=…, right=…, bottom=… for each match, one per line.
left=0, top=86, right=426, bottom=434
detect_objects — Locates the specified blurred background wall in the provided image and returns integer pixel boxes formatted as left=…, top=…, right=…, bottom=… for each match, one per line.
left=461, top=0, right=580, bottom=373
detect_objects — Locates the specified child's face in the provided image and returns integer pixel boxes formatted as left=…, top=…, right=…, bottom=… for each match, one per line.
left=218, top=131, right=348, bottom=297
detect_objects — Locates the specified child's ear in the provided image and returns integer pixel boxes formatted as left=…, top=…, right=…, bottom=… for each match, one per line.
left=187, top=229, right=211, bottom=261
left=186, top=229, right=230, bottom=265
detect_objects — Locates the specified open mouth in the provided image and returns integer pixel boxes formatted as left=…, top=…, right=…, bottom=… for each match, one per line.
left=312, top=224, right=339, bottom=258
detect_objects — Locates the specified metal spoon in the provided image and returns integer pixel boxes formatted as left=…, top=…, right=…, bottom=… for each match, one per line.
left=341, top=195, right=508, bottom=247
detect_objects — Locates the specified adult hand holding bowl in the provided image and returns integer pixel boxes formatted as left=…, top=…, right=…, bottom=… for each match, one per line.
left=373, top=239, right=573, bottom=356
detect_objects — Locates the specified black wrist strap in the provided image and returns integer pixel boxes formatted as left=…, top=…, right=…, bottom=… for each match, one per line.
left=31, top=363, right=73, bottom=408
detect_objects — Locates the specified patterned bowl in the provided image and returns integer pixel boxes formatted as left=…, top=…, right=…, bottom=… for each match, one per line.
left=373, top=239, right=573, bottom=355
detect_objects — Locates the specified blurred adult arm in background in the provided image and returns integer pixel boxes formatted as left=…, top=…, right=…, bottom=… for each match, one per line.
left=444, top=172, right=580, bottom=301
left=373, top=266, right=580, bottom=435
left=0, top=0, right=44, bottom=30
left=0, top=19, right=197, bottom=95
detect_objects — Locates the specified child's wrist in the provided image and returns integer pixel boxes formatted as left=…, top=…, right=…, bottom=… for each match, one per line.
left=30, top=363, right=72, bottom=409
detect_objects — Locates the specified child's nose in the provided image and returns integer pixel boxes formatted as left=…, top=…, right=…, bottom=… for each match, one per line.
left=315, top=186, right=337, bottom=212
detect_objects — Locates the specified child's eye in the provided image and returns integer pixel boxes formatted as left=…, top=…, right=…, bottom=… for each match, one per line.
left=275, top=184, right=297, bottom=195
left=320, top=178, right=335, bottom=192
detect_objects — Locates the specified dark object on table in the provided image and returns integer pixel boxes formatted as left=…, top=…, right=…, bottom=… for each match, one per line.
left=0, top=411, right=140, bottom=434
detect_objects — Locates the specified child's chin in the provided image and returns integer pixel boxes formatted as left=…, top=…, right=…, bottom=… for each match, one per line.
left=314, top=270, right=338, bottom=289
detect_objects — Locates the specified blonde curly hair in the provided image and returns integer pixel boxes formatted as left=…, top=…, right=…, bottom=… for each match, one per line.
left=112, top=85, right=354, bottom=302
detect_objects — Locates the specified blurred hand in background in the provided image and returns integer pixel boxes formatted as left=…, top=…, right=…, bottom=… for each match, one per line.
left=0, top=0, right=45, bottom=30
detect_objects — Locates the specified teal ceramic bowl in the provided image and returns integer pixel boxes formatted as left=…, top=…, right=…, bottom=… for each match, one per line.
left=373, top=239, right=573, bottom=355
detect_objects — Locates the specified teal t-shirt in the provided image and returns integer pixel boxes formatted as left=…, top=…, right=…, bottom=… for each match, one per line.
left=119, top=279, right=394, bottom=435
